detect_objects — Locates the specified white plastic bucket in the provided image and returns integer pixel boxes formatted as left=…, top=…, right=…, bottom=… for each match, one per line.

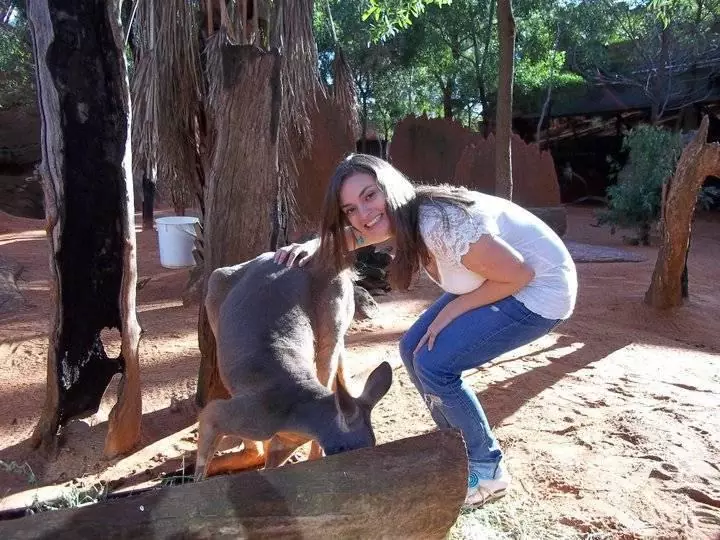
left=155, top=216, right=200, bottom=268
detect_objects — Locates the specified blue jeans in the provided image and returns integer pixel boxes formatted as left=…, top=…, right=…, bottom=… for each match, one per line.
left=399, top=293, right=560, bottom=479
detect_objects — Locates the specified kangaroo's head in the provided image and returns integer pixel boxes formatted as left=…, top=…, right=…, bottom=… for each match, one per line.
left=323, top=361, right=393, bottom=455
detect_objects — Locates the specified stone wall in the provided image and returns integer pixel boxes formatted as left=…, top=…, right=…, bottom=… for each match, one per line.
left=0, top=106, right=41, bottom=170
left=453, top=132, right=561, bottom=207
left=389, top=115, right=561, bottom=207
left=0, top=105, right=43, bottom=218
left=389, top=115, right=481, bottom=185
left=292, top=90, right=356, bottom=238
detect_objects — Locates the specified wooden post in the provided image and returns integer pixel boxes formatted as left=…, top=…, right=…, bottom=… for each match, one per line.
left=0, top=430, right=468, bottom=540
left=645, top=115, right=720, bottom=308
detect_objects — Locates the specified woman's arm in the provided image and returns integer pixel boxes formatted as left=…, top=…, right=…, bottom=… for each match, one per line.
left=454, top=234, right=535, bottom=312
left=414, top=234, right=535, bottom=354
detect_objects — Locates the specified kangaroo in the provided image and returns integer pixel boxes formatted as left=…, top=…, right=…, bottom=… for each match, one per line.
left=194, top=252, right=393, bottom=480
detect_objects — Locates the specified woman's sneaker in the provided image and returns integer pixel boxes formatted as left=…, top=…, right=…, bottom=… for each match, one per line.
left=464, top=466, right=510, bottom=509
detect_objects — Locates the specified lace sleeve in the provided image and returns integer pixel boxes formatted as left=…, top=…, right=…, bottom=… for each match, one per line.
left=419, top=202, right=499, bottom=265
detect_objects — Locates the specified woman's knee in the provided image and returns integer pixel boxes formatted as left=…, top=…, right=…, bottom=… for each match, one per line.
left=398, top=332, right=416, bottom=366
left=412, top=350, right=452, bottom=388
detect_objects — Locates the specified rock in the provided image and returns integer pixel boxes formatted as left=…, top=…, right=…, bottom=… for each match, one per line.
left=527, top=206, right=567, bottom=237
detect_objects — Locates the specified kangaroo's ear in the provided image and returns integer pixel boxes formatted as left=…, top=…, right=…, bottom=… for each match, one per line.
left=335, top=376, right=360, bottom=429
left=359, top=361, right=393, bottom=409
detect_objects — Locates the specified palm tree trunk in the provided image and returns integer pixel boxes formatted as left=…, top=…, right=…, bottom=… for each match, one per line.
left=197, top=38, right=283, bottom=406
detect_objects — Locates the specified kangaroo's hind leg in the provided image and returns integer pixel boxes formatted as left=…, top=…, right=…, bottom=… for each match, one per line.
left=204, top=439, right=266, bottom=476
left=194, top=397, right=271, bottom=480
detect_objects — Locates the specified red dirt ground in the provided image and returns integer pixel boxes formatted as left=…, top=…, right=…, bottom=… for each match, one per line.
left=0, top=206, right=718, bottom=538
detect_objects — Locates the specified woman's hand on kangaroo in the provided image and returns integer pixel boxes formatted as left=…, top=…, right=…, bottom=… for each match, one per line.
left=274, top=237, right=320, bottom=267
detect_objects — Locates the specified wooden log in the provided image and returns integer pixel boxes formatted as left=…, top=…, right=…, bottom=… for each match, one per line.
left=0, top=430, right=467, bottom=540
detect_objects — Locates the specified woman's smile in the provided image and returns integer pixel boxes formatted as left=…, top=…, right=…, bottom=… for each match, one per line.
left=340, top=173, right=392, bottom=244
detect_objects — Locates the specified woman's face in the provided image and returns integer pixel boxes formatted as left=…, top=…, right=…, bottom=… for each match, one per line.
left=339, top=172, right=393, bottom=245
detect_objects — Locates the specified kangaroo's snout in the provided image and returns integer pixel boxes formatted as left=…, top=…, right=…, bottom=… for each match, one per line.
left=325, top=360, right=393, bottom=455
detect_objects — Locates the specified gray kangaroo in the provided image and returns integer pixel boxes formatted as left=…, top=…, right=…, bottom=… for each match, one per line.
left=194, top=252, right=393, bottom=480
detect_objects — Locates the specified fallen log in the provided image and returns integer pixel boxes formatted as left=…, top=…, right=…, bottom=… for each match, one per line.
left=0, top=430, right=467, bottom=539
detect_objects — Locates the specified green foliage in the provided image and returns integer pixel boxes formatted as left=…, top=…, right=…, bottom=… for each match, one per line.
left=0, top=17, right=34, bottom=109
left=363, top=0, right=452, bottom=41
left=648, top=0, right=696, bottom=28
left=313, top=0, right=720, bottom=135
left=598, top=125, right=682, bottom=244
left=314, top=1, right=445, bottom=136
left=559, top=0, right=720, bottom=119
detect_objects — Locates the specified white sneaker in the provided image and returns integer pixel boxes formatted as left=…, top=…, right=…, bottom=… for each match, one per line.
left=464, top=467, right=511, bottom=509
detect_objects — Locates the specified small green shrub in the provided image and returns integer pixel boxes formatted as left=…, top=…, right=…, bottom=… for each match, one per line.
left=598, top=125, right=682, bottom=245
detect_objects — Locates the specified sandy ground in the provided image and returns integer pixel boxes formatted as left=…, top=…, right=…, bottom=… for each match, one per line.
left=0, top=206, right=718, bottom=539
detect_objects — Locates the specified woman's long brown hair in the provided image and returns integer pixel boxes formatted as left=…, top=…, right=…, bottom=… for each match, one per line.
left=319, top=154, right=475, bottom=290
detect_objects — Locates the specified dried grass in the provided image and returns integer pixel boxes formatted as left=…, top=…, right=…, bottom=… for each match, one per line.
left=131, top=0, right=202, bottom=214
left=331, top=45, right=359, bottom=140
left=448, top=496, right=622, bottom=540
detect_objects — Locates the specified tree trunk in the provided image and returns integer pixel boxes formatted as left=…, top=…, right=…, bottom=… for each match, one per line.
left=442, top=81, right=454, bottom=120
left=495, top=0, right=515, bottom=199
left=536, top=24, right=559, bottom=146
left=473, top=0, right=495, bottom=134
left=645, top=115, right=720, bottom=308
left=196, top=38, right=282, bottom=406
left=361, top=78, right=369, bottom=153
left=27, top=0, right=142, bottom=457
left=141, top=166, right=155, bottom=230
left=0, top=430, right=467, bottom=540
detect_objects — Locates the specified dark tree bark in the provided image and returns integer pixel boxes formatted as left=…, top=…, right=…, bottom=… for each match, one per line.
left=645, top=115, right=720, bottom=308
left=442, top=80, right=454, bottom=120
left=141, top=167, right=155, bottom=230
left=495, top=0, right=515, bottom=199
left=27, top=0, right=142, bottom=458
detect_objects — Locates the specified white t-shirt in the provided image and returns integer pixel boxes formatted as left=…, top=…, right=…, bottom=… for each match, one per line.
left=418, top=191, right=577, bottom=320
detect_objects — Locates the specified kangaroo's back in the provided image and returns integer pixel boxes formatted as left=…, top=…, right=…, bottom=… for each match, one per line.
left=195, top=251, right=392, bottom=480
left=215, top=253, right=319, bottom=396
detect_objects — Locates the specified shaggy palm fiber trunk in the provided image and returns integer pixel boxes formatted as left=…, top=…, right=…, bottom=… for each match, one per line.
left=276, top=0, right=323, bottom=243
left=645, top=115, right=720, bottom=308
left=131, top=0, right=202, bottom=217
left=28, top=0, right=142, bottom=457
left=196, top=34, right=282, bottom=406
left=331, top=45, right=360, bottom=140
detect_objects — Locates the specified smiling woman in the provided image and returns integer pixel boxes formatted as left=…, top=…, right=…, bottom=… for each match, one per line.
left=275, top=153, right=578, bottom=509
left=339, top=173, right=393, bottom=246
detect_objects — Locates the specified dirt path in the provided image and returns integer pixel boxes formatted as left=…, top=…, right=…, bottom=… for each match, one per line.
left=1, top=207, right=718, bottom=538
